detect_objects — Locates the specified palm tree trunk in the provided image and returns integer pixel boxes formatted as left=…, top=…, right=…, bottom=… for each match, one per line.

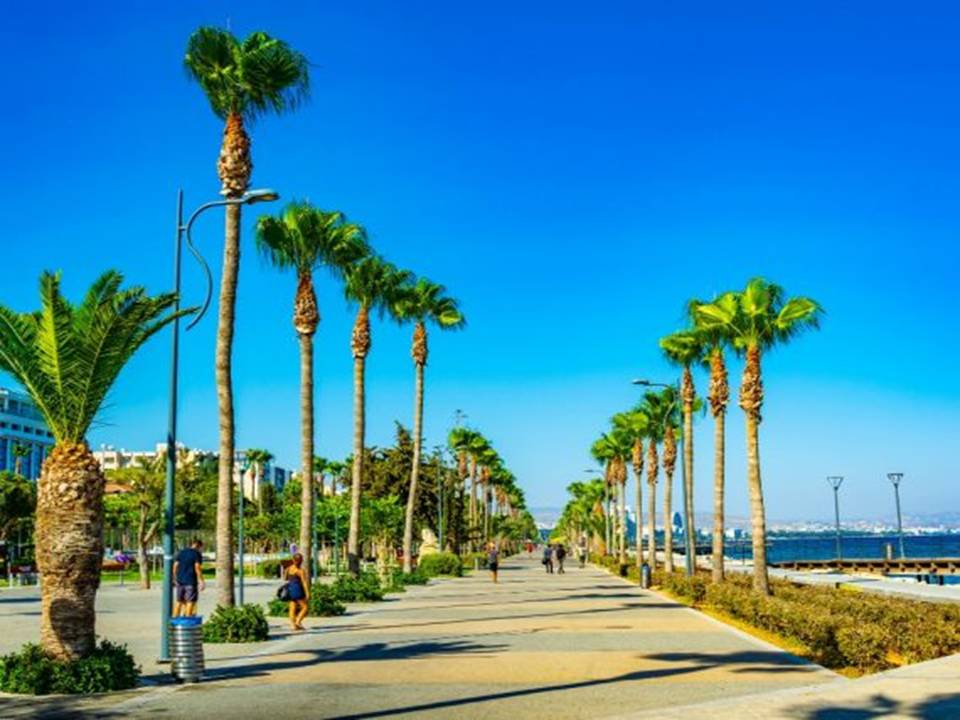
left=618, top=473, right=627, bottom=566
left=741, top=346, right=769, bottom=594
left=602, top=482, right=610, bottom=555
left=214, top=201, right=241, bottom=607
left=663, top=468, right=674, bottom=573
left=35, top=443, right=104, bottom=660
left=469, top=459, right=478, bottom=551
left=682, top=368, right=696, bottom=568
left=646, top=442, right=658, bottom=571
left=634, top=464, right=643, bottom=569
left=402, top=360, right=425, bottom=573
left=712, top=410, right=726, bottom=583
left=348, top=354, right=366, bottom=575
left=137, top=509, right=150, bottom=590
left=298, top=332, right=314, bottom=588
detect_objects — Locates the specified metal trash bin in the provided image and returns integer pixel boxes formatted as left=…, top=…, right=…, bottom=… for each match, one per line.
left=169, top=616, right=204, bottom=683
left=640, top=562, right=652, bottom=589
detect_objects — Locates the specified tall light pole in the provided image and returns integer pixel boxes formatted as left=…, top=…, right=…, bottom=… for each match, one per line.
left=237, top=454, right=251, bottom=606
left=887, top=472, right=906, bottom=559
left=633, top=378, right=693, bottom=576
left=160, top=188, right=279, bottom=662
left=827, top=476, right=844, bottom=562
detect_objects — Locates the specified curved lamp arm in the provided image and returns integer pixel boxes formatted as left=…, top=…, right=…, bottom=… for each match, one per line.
left=181, top=189, right=279, bottom=331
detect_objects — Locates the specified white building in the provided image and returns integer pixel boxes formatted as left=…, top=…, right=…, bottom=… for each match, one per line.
left=0, top=388, right=55, bottom=480
left=92, top=443, right=290, bottom=500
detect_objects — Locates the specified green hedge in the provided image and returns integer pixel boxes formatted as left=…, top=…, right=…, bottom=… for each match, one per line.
left=0, top=641, right=139, bottom=695
left=267, top=582, right=347, bottom=617
left=332, top=571, right=385, bottom=602
left=461, top=552, right=488, bottom=569
left=259, top=559, right=284, bottom=579
left=202, top=604, right=270, bottom=643
left=418, top=552, right=462, bottom=577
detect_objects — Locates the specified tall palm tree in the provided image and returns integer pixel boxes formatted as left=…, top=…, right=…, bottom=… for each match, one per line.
left=660, top=330, right=706, bottom=569
left=691, top=298, right=732, bottom=582
left=614, top=409, right=649, bottom=571
left=344, top=257, right=410, bottom=574
left=640, top=389, right=677, bottom=571
left=185, top=27, right=309, bottom=606
left=244, top=448, right=273, bottom=515
left=392, top=279, right=464, bottom=572
left=465, top=431, right=489, bottom=551
left=447, top=427, right=473, bottom=553
left=695, top=278, right=822, bottom=594
left=590, top=435, right=617, bottom=556
left=256, top=202, right=368, bottom=586
left=11, top=443, right=30, bottom=478
left=0, top=271, right=185, bottom=660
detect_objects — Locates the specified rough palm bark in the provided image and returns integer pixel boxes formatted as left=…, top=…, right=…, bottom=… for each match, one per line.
left=646, top=441, right=658, bottom=570
left=741, top=346, right=769, bottom=594
left=137, top=508, right=158, bottom=590
left=709, top=350, right=729, bottom=583
left=295, top=271, right=319, bottom=589
left=617, top=460, right=627, bottom=566
left=35, top=443, right=104, bottom=660
left=348, top=305, right=370, bottom=575
left=632, top=439, right=644, bottom=569
left=681, top=367, right=696, bottom=566
left=214, top=110, right=250, bottom=607
left=662, top=427, right=677, bottom=573
left=402, top=322, right=427, bottom=573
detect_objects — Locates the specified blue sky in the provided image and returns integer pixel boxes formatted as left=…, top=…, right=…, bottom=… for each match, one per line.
left=2, top=2, right=958, bottom=521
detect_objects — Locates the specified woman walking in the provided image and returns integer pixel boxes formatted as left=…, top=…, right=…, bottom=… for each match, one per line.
left=542, top=544, right=554, bottom=574
left=285, top=553, right=310, bottom=630
left=488, top=542, right=500, bottom=584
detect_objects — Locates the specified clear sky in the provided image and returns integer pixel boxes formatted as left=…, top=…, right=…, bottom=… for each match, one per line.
left=2, top=2, right=957, bottom=522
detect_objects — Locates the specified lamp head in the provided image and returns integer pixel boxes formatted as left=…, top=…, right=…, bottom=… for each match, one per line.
left=632, top=379, right=651, bottom=386
left=242, top=189, right=280, bottom=205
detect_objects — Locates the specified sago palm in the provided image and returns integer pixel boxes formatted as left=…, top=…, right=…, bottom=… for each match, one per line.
left=256, top=202, right=368, bottom=585
left=392, top=278, right=464, bottom=572
left=694, top=278, right=822, bottom=594
left=344, top=257, right=411, bottom=574
left=185, top=27, right=309, bottom=605
left=691, top=297, right=731, bottom=582
left=0, top=271, right=186, bottom=660
left=660, top=329, right=706, bottom=569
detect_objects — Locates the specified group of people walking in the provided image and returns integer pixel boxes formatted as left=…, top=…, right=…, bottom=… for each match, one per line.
left=541, top=543, right=567, bottom=573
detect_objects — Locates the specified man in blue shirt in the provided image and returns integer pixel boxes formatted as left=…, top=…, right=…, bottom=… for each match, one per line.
left=172, top=539, right=205, bottom=617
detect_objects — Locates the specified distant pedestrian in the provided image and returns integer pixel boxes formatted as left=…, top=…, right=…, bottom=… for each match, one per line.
left=542, top=544, right=554, bottom=574
left=578, top=539, right=587, bottom=568
left=284, top=553, right=309, bottom=630
left=172, top=539, right=204, bottom=617
left=487, top=543, right=500, bottom=583
left=556, top=544, right=567, bottom=574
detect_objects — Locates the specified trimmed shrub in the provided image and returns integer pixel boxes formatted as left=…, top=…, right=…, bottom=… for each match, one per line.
left=418, top=552, right=462, bottom=577
left=461, top=552, right=488, bottom=570
left=0, top=641, right=140, bottom=695
left=266, top=583, right=347, bottom=617
left=332, top=571, right=385, bottom=602
left=395, top=568, right=429, bottom=586
left=202, top=604, right=269, bottom=643
left=259, top=559, right=284, bottom=579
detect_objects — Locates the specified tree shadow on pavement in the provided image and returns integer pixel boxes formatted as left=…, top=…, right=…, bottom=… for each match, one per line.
left=141, top=638, right=508, bottom=685
left=324, top=663, right=712, bottom=719
left=647, top=651, right=819, bottom=673
left=784, top=692, right=960, bottom=719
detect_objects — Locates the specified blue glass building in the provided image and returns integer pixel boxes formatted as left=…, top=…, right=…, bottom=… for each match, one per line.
left=0, top=387, right=55, bottom=480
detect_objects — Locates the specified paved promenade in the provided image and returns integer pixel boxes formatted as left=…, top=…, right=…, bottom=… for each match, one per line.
left=1, top=555, right=837, bottom=718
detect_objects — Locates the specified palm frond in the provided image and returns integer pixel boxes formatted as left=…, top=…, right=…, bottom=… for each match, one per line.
left=0, top=271, right=191, bottom=443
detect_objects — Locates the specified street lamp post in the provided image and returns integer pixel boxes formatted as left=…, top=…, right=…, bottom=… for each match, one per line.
left=633, top=378, right=693, bottom=576
left=437, top=450, right=445, bottom=551
left=827, top=476, right=844, bottom=562
left=237, top=455, right=251, bottom=606
left=160, top=188, right=279, bottom=662
left=887, top=473, right=906, bottom=559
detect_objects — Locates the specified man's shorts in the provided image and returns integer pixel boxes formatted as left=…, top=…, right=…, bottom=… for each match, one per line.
left=176, top=584, right=198, bottom=603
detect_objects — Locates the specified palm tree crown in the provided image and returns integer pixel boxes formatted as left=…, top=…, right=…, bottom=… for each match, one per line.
left=0, top=271, right=186, bottom=443
left=184, top=28, right=310, bottom=121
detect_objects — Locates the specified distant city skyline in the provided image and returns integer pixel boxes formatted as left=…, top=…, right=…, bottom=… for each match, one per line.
left=1, top=2, right=957, bottom=522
